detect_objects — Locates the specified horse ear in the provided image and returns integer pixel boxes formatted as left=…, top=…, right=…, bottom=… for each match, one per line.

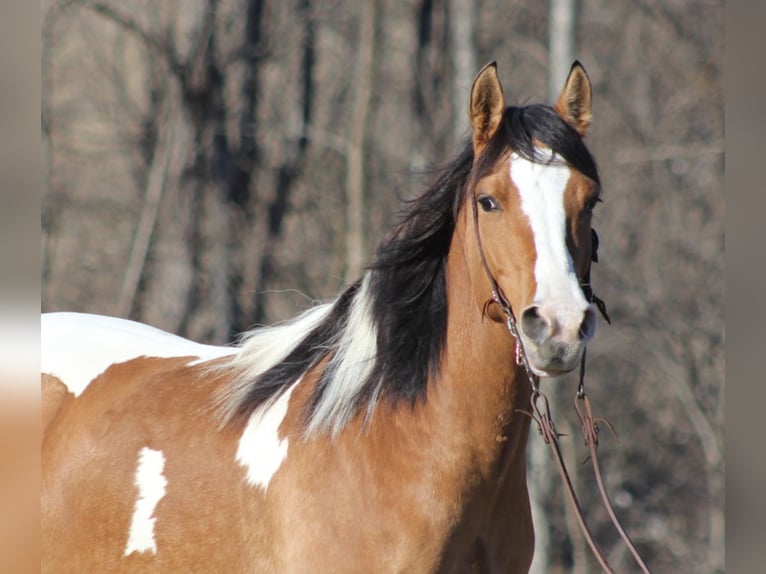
left=554, top=61, right=592, bottom=136
left=469, top=62, right=505, bottom=149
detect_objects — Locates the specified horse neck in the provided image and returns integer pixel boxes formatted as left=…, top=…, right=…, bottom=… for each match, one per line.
left=425, top=221, right=533, bottom=487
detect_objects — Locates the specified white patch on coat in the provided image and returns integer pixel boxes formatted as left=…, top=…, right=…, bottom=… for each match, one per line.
left=41, top=312, right=238, bottom=397
left=510, top=151, right=590, bottom=324
left=124, top=447, right=168, bottom=556
left=236, top=382, right=297, bottom=492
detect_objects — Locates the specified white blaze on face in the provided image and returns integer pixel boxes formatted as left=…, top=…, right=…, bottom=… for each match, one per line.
left=125, top=447, right=168, bottom=556
left=236, top=382, right=297, bottom=492
left=510, top=151, right=589, bottom=323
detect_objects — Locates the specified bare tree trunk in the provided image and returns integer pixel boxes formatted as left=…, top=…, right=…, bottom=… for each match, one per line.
left=184, top=0, right=235, bottom=344
left=230, top=0, right=265, bottom=332
left=448, top=0, right=476, bottom=144
left=548, top=0, right=578, bottom=102
left=527, top=428, right=551, bottom=574
left=251, top=0, right=315, bottom=324
left=344, top=0, right=377, bottom=283
left=191, top=178, right=233, bottom=343
left=138, top=75, right=198, bottom=333
left=116, top=99, right=173, bottom=318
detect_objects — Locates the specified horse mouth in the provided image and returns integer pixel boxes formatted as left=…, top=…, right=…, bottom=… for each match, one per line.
left=522, top=340, right=586, bottom=378
left=529, top=363, right=578, bottom=378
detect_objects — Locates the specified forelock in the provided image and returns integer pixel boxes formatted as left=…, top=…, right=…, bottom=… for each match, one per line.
left=476, top=104, right=600, bottom=185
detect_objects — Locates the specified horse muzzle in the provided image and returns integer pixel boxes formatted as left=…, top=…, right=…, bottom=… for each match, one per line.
left=518, top=302, right=597, bottom=376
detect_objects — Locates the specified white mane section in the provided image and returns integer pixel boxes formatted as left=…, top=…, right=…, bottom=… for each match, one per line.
left=217, top=302, right=333, bottom=420
left=215, top=274, right=382, bottom=436
left=305, top=275, right=378, bottom=436
left=41, top=312, right=237, bottom=396
left=221, top=275, right=380, bottom=437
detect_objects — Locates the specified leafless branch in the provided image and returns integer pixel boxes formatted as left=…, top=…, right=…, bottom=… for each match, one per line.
left=76, top=0, right=180, bottom=71
left=116, top=100, right=174, bottom=318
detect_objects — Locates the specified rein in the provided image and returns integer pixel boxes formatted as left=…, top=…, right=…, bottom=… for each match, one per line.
left=470, top=188, right=652, bottom=573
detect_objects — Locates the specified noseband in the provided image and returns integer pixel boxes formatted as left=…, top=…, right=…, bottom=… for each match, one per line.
left=469, top=182, right=652, bottom=574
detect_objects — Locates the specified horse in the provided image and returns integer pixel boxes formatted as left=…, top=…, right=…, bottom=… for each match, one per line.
left=42, top=61, right=603, bottom=573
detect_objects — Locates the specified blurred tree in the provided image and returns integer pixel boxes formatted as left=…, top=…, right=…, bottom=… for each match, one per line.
left=344, top=0, right=378, bottom=283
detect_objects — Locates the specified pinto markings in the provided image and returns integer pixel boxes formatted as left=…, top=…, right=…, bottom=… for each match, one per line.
left=124, top=447, right=168, bottom=556
left=41, top=312, right=237, bottom=396
left=236, top=382, right=297, bottom=491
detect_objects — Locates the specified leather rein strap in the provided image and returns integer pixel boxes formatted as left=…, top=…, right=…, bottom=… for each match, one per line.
left=470, top=187, right=652, bottom=573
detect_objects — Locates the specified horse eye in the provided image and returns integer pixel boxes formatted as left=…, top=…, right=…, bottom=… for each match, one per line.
left=478, top=196, right=500, bottom=212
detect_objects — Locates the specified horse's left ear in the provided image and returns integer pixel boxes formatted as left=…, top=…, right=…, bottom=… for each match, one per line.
left=554, top=61, right=592, bottom=136
left=469, top=62, right=505, bottom=149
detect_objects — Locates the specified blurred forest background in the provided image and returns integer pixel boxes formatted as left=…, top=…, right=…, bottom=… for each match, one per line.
left=41, top=0, right=723, bottom=572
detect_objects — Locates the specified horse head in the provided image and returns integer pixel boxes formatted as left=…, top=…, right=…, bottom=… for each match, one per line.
left=464, top=61, right=601, bottom=377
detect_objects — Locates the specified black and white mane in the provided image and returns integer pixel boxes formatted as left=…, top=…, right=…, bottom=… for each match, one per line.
left=220, top=104, right=600, bottom=435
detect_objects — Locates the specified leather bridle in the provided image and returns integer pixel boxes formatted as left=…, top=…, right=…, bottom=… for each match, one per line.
left=470, top=183, right=652, bottom=573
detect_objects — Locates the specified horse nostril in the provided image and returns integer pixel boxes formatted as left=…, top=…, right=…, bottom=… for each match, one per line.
left=520, top=306, right=552, bottom=343
left=578, top=306, right=598, bottom=341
